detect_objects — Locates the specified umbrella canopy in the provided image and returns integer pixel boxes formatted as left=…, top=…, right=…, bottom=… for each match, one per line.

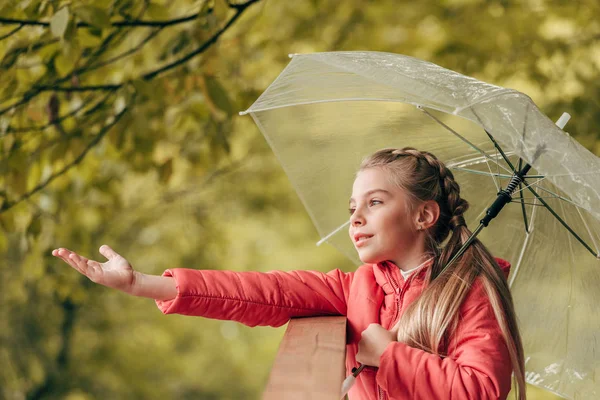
left=241, top=51, right=600, bottom=399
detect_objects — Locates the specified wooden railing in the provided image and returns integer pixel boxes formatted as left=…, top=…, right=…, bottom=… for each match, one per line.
left=263, top=316, right=347, bottom=400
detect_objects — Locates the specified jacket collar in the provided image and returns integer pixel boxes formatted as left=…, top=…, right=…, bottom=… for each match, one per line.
left=373, top=258, right=433, bottom=295
left=372, top=257, right=511, bottom=295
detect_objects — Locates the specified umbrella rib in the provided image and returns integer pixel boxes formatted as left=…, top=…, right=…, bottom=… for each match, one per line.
left=449, top=167, right=545, bottom=180
left=417, top=106, right=513, bottom=174
left=526, top=183, right=591, bottom=212
left=574, top=206, right=600, bottom=255
left=522, top=179, right=598, bottom=257
left=484, top=129, right=517, bottom=172
left=557, top=197, right=575, bottom=370
left=510, top=195, right=574, bottom=201
left=446, top=151, right=516, bottom=168
left=495, top=147, right=502, bottom=191
left=538, top=171, right=600, bottom=178
left=517, top=159, right=531, bottom=234
left=509, top=200, right=546, bottom=206
left=508, top=196, right=538, bottom=288
left=316, top=219, right=350, bottom=246
left=450, top=167, right=513, bottom=179
left=512, top=177, right=547, bottom=196
left=489, top=146, right=501, bottom=192
left=469, top=104, right=518, bottom=173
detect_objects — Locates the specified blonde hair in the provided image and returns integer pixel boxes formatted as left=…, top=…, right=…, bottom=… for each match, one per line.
left=360, top=147, right=525, bottom=400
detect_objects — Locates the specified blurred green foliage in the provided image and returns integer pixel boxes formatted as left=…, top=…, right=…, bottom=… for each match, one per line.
left=1, top=0, right=598, bottom=398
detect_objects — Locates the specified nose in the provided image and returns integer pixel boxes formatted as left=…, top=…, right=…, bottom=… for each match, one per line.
left=350, top=206, right=365, bottom=227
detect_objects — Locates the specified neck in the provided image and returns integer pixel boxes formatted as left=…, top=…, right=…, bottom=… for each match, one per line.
left=391, top=254, right=431, bottom=272
left=390, top=240, right=431, bottom=271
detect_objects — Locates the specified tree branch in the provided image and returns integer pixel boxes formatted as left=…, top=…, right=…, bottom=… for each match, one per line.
left=0, top=105, right=130, bottom=214
left=0, top=38, right=59, bottom=69
left=78, top=27, right=164, bottom=75
left=0, top=24, right=23, bottom=40
left=0, top=13, right=199, bottom=28
left=33, top=0, right=260, bottom=93
left=2, top=92, right=113, bottom=136
left=143, top=0, right=259, bottom=81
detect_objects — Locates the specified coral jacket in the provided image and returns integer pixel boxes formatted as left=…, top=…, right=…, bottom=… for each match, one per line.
left=156, top=258, right=513, bottom=400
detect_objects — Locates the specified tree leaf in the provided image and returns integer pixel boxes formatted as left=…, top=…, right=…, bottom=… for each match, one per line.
left=78, top=28, right=104, bottom=48
left=74, top=6, right=111, bottom=30
left=54, top=52, right=77, bottom=77
left=203, top=74, right=235, bottom=117
left=26, top=217, right=42, bottom=238
left=158, top=159, right=173, bottom=184
left=50, top=7, right=70, bottom=39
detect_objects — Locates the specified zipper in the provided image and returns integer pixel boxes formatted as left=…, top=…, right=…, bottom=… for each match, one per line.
left=377, top=266, right=403, bottom=400
left=377, top=265, right=417, bottom=400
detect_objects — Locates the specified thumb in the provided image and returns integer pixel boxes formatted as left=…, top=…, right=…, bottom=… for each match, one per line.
left=99, top=245, right=119, bottom=260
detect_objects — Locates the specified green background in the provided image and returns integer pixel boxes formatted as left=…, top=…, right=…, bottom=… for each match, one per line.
left=1, top=0, right=598, bottom=398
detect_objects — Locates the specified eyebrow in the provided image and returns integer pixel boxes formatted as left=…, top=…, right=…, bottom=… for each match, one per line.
left=349, top=189, right=391, bottom=204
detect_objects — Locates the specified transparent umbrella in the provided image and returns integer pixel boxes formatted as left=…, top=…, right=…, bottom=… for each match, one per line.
left=240, top=51, right=600, bottom=400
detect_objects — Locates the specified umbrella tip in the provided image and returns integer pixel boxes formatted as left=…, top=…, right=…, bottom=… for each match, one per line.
left=289, top=53, right=298, bottom=58
left=555, top=112, right=571, bottom=130
left=239, top=110, right=248, bottom=116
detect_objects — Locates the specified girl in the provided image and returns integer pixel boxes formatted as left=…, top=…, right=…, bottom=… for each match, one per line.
left=52, top=147, right=526, bottom=400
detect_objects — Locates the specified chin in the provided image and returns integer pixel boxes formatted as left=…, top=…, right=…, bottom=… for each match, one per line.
left=357, top=251, right=386, bottom=265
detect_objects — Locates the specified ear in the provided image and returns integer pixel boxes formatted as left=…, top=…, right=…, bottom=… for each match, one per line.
left=414, top=200, right=440, bottom=230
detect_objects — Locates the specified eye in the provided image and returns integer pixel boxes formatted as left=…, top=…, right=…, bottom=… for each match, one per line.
left=369, top=199, right=382, bottom=206
left=348, top=207, right=356, bottom=215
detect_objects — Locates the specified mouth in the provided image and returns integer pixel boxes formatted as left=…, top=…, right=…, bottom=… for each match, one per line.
left=354, top=234, right=373, bottom=247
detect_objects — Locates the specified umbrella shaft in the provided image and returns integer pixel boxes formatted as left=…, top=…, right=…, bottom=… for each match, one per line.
left=480, top=163, right=531, bottom=227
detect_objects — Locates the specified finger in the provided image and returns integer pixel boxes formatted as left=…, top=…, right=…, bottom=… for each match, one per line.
left=52, top=248, right=67, bottom=257
left=54, top=248, right=74, bottom=265
left=57, top=251, right=85, bottom=275
left=69, top=253, right=91, bottom=275
left=99, top=245, right=119, bottom=260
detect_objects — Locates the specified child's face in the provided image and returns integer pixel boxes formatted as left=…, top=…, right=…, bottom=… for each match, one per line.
left=349, top=168, right=420, bottom=265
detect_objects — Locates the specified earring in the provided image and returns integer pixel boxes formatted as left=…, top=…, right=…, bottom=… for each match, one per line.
left=417, top=225, right=422, bottom=231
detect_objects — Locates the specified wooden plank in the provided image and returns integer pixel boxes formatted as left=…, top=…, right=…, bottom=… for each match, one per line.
left=263, top=316, right=347, bottom=400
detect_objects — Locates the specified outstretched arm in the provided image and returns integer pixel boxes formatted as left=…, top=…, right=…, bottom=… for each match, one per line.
left=155, top=267, right=352, bottom=327
left=53, top=246, right=352, bottom=327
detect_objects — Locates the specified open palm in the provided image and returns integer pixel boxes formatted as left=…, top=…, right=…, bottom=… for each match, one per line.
left=52, top=245, right=135, bottom=293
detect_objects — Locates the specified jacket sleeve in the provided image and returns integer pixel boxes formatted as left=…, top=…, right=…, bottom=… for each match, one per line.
left=375, top=280, right=513, bottom=400
left=155, top=268, right=352, bottom=327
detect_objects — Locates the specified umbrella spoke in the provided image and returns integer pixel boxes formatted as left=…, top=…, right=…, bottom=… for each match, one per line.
left=446, top=151, right=516, bottom=168
left=517, top=160, right=531, bottom=234
left=449, top=167, right=513, bottom=179
left=509, top=200, right=546, bottom=206
left=575, top=206, right=600, bottom=255
left=527, top=183, right=591, bottom=212
left=508, top=196, right=539, bottom=288
left=483, top=129, right=517, bottom=172
left=316, top=219, right=350, bottom=246
left=522, top=180, right=598, bottom=257
left=495, top=147, right=501, bottom=190
left=532, top=171, right=600, bottom=178
left=417, top=106, right=513, bottom=175
left=448, top=167, right=544, bottom=180
left=512, top=177, right=547, bottom=196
